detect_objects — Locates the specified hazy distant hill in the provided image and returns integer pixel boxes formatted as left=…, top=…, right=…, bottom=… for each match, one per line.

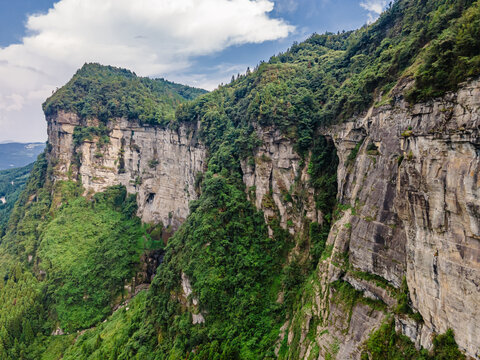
left=0, top=142, right=45, bottom=170
left=0, top=162, right=34, bottom=236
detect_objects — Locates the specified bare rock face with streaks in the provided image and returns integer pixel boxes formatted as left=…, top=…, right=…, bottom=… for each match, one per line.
left=264, top=79, right=480, bottom=359
left=324, top=79, right=480, bottom=358
left=47, top=112, right=206, bottom=229
left=240, top=126, right=320, bottom=235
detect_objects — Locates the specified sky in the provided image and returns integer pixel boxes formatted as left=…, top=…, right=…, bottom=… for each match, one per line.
left=0, top=0, right=388, bottom=142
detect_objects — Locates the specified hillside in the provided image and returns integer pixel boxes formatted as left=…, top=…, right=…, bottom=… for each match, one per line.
left=0, top=143, right=45, bottom=170
left=0, top=0, right=479, bottom=359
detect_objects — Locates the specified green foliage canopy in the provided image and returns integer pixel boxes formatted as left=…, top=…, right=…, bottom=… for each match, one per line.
left=43, top=63, right=207, bottom=126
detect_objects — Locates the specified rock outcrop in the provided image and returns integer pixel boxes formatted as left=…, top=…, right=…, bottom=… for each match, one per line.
left=249, top=79, right=480, bottom=359
left=241, top=126, right=320, bottom=235
left=45, top=78, right=480, bottom=359
left=326, top=79, right=480, bottom=358
left=47, top=111, right=206, bottom=228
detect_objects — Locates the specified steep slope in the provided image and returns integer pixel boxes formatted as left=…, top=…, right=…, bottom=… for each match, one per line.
left=280, top=77, right=480, bottom=359
left=47, top=111, right=206, bottom=228
left=0, top=0, right=479, bottom=359
left=0, top=67, right=207, bottom=359
left=45, top=64, right=207, bottom=228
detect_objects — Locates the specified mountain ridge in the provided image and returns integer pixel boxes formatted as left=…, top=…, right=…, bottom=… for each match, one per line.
left=0, top=142, right=45, bottom=170
left=0, top=0, right=478, bottom=359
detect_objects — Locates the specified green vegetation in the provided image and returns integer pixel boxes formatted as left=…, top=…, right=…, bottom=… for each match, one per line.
left=362, top=318, right=465, bottom=360
left=0, top=163, right=34, bottom=236
left=0, top=266, right=49, bottom=359
left=0, top=153, right=51, bottom=273
left=73, top=125, right=110, bottom=147
left=362, top=318, right=429, bottom=359
left=147, top=173, right=286, bottom=359
left=0, top=0, right=476, bottom=358
left=60, top=174, right=289, bottom=359
left=43, top=1, right=478, bottom=138
left=350, top=270, right=396, bottom=293
left=39, top=185, right=144, bottom=332
left=174, top=0, right=477, bottom=139
left=61, top=290, right=149, bottom=360
left=0, top=154, right=155, bottom=358
left=307, top=136, right=338, bottom=267
left=395, top=277, right=423, bottom=322
left=43, top=63, right=207, bottom=126
left=346, top=139, right=364, bottom=167
left=407, top=1, right=480, bottom=100
left=431, top=329, right=466, bottom=359
left=331, top=280, right=388, bottom=318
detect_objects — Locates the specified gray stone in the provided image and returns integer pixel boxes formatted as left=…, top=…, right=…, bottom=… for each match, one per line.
left=47, top=112, right=206, bottom=229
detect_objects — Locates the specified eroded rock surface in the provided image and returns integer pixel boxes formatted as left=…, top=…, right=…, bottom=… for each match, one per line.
left=45, top=78, right=480, bottom=358
left=324, top=79, right=480, bottom=358
left=241, top=126, right=320, bottom=234
left=47, top=112, right=206, bottom=228
left=274, top=79, right=480, bottom=359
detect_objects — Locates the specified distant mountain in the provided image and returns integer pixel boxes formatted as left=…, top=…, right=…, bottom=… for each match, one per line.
left=0, top=162, right=34, bottom=236
left=0, top=142, right=45, bottom=170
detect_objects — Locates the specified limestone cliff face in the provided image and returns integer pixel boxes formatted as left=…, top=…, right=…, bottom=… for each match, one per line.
left=395, top=82, right=480, bottom=356
left=47, top=111, right=206, bottom=228
left=241, top=126, right=320, bottom=236
left=328, top=79, right=479, bottom=358
left=45, top=78, right=480, bottom=358
left=246, top=79, right=480, bottom=359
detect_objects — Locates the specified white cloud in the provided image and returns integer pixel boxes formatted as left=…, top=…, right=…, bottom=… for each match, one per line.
left=275, top=0, right=299, bottom=13
left=0, top=94, right=24, bottom=112
left=360, top=0, right=388, bottom=22
left=0, top=0, right=293, bottom=142
left=172, top=62, right=254, bottom=92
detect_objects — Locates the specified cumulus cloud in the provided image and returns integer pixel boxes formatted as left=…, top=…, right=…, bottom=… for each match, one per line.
left=360, top=0, right=388, bottom=22
left=0, top=0, right=293, bottom=141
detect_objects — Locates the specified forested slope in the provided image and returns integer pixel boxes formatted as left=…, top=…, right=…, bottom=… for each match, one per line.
left=0, top=0, right=479, bottom=359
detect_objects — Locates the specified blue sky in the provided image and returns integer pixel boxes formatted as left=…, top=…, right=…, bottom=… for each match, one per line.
left=0, top=0, right=387, bottom=142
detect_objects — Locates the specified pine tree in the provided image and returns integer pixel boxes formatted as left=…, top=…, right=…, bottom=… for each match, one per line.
left=21, top=319, right=34, bottom=344
left=0, top=342, right=7, bottom=360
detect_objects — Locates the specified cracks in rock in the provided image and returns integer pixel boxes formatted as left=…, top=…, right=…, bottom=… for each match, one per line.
left=442, top=175, right=449, bottom=234
left=268, top=159, right=274, bottom=194
left=432, top=250, right=440, bottom=299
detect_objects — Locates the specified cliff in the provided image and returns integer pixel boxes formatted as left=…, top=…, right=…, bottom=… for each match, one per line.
left=44, top=77, right=480, bottom=359
left=2, top=1, right=479, bottom=358
left=267, top=79, right=480, bottom=359
left=47, top=111, right=206, bottom=228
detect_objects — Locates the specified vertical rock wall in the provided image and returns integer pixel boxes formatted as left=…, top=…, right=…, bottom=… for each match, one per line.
left=327, top=80, right=480, bottom=358
left=240, top=126, right=321, bottom=235
left=268, top=79, right=480, bottom=359
left=47, top=111, right=206, bottom=228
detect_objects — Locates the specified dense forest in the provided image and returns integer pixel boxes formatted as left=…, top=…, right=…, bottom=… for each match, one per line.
left=43, top=64, right=208, bottom=126
left=0, top=0, right=479, bottom=359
